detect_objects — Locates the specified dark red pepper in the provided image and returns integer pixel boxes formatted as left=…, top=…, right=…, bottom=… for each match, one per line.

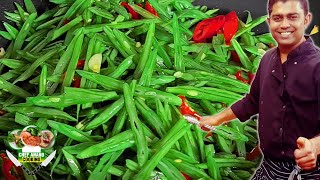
left=72, top=76, right=81, bottom=88
left=62, top=72, right=81, bottom=88
left=0, top=110, right=6, bottom=116
left=231, top=50, right=240, bottom=63
left=63, top=19, right=70, bottom=25
left=145, top=2, right=158, bottom=17
left=181, top=172, right=192, bottom=180
left=77, top=59, right=85, bottom=69
left=246, top=145, right=262, bottom=161
left=235, top=70, right=249, bottom=84
left=193, top=15, right=225, bottom=43
left=235, top=70, right=255, bottom=84
left=0, top=153, right=23, bottom=180
left=248, top=72, right=255, bottom=84
left=120, top=2, right=141, bottom=20
left=222, top=11, right=238, bottom=45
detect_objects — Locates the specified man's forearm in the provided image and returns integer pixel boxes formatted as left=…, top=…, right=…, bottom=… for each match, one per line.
left=216, top=107, right=237, bottom=123
left=200, top=107, right=238, bottom=126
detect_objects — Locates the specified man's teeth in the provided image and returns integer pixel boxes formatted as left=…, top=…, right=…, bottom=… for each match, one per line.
left=280, top=32, right=292, bottom=35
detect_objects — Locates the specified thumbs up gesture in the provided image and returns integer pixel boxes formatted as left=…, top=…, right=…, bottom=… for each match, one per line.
left=294, top=137, right=317, bottom=170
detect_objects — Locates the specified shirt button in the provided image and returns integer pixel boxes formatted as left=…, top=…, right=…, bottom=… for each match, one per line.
left=283, top=75, right=286, bottom=78
left=280, top=128, right=283, bottom=135
left=283, top=105, right=286, bottom=109
left=294, top=62, right=298, bottom=64
left=272, top=70, right=275, bottom=73
left=281, top=151, right=285, bottom=155
left=261, top=101, right=264, bottom=104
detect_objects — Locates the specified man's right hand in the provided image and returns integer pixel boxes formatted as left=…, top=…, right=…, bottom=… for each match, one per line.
left=198, top=107, right=237, bottom=128
left=199, top=115, right=224, bottom=127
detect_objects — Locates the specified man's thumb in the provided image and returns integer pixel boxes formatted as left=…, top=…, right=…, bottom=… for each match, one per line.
left=296, top=137, right=310, bottom=149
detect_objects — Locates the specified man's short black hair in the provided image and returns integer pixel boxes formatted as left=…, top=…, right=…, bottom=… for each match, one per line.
left=268, top=0, right=309, bottom=15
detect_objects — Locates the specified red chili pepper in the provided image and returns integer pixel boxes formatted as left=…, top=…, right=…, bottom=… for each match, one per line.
left=77, top=59, right=85, bottom=69
left=231, top=50, right=240, bottom=63
left=145, top=2, right=158, bottom=17
left=235, top=70, right=254, bottom=84
left=72, top=76, right=81, bottom=88
left=121, top=2, right=141, bottom=20
left=246, top=145, right=262, bottom=161
left=0, top=153, right=23, bottom=180
left=217, top=29, right=223, bottom=34
left=223, top=11, right=238, bottom=45
left=179, top=96, right=201, bottom=120
left=193, top=15, right=225, bottom=43
left=181, top=172, right=192, bottom=180
left=63, top=19, right=70, bottom=25
left=62, top=72, right=81, bottom=88
left=248, top=72, right=255, bottom=84
left=179, top=96, right=213, bottom=134
left=235, top=70, right=249, bottom=84
left=0, top=110, right=6, bottom=116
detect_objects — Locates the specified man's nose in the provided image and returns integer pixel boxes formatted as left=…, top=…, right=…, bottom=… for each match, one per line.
left=280, top=18, right=290, bottom=28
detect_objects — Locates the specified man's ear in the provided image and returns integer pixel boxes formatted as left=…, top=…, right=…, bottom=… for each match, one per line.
left=304, top=12, right=312, bottom=28
left=267, top=17, right=270, bottom=25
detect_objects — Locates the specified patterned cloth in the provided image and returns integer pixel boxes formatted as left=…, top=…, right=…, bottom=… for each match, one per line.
left=251, top=158, right=320, bottom=180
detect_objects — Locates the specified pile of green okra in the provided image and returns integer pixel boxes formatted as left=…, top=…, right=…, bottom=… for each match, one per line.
left=0, top=0, right=276, bottom=179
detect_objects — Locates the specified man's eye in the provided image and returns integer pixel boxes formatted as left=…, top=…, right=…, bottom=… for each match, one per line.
left=273, top=17, right=281, bottom=21
left=290, top=16, right=298, bottom=20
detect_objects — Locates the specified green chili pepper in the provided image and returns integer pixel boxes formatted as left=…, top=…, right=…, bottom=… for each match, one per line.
left=130, top=3, right=159, bottom=19
left=135, top=97, right=166, bottom=137
left=172, top=13, right=185, bottom=72
left=27, top=88, right=118, bottom=108
left=14, top=45, right=65, bottom=84
left=3, top=22, right=19, bottom=39
left=38, top=65, right=47, bottom=96
left=205, top=145, right=221, bottom=180
left=12, top=13, right=37, bottom=54
left=167, top=157, right=211, bottom=179
left=135, top=118, right=191, bottom=179
left=5, top=105, right=77, bottom=121
left=14, top=2, right=27, bottom=21
left=157, top=158, right=185, bottom=180
left=0, top=59, right=27, bottom=69
left=123, top=83, right=148, bottom=167
left=62, top=30, right=84, bottom=87
left=62, top=149, right=84, bottom=180
left=110, top=108, right=127, bottom=136
left=234, top=15, right=268, bottom=38
left=138, top=48, right=157, bottom=87
left=77, top=130, right=134, bottom=159
left=231, top=38, right=252, bottom=70
left=0, top=31, right=13, bottom=40
left=0, top=77, right=31, bottom=98
left=133, top=22, right=155, bottom=79
left=51, top=16, right=83, bottom=41
left=24, top=0, right=37, bottom=14
left=36, top=16, right=64, bottom=30
left=4, top=11, right=21, bottom=22
left=88, top=7, right=114, bottom=20
left=84, top=97, right=124, bottom=130
left=47, top=120, right=103, bottom=142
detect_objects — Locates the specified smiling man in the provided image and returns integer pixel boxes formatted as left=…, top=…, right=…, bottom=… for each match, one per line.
left=199, top=0, right=320, bottom=179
